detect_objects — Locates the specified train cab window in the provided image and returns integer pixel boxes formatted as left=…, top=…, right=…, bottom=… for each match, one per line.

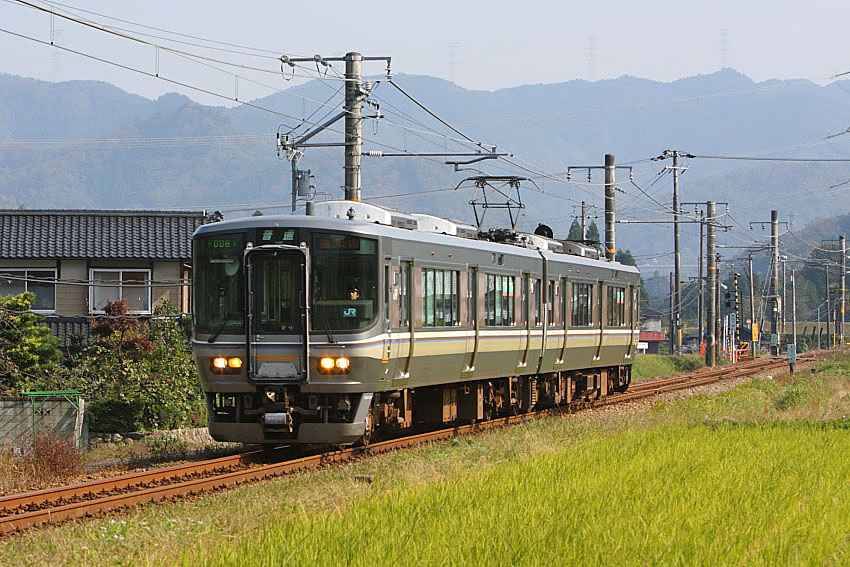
left=607, top=286, right=626, bottom=326
left=484, top=274, right=515, bottom=326
left=193, top=232, right=245, bottom=335
left=310, top=233, right=378, bottom=331
left=571, top=282, right=592, bottom=327
left=421, top=268, right=459, bottom=327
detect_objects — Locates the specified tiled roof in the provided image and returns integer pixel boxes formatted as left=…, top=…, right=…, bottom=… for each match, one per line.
left=0, top=209, right=209, bottom=260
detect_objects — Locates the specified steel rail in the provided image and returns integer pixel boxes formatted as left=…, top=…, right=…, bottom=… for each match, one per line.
left=0, top=352, right=828, bottom=535
left=0, top=448, right=272, bottom=515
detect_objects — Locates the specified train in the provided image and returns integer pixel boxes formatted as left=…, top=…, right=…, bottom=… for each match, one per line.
left=191, top=200, right=640, bottom=445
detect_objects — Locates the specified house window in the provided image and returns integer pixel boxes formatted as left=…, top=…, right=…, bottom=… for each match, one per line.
left=571, top=282, right=592, bottom=326
left=90, top=269, right=151, bottom=313
left=0, top=268, right=56, bottom=312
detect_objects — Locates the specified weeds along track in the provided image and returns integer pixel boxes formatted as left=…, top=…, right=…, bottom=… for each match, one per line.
left=0, top=351, right=829, bottom=535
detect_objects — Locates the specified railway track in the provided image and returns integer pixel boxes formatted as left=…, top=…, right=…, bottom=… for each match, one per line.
left=0, top=351, right=827, bottom=535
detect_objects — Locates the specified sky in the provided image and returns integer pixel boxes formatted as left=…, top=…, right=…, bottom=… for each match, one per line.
left=1, top=0, right=849, bottom=104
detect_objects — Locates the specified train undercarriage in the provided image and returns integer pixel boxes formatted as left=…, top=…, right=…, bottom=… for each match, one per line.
left=206, top=365, right=631, bottom=446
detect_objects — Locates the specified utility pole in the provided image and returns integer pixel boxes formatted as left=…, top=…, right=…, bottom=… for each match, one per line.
left=750, top=210, right=788, bottom=355
left=698, top=210, right=705, bottom=356
left=781, top=256, right=787, bottom=346
left=604, top=154, right=616, bottom=262
left=841, top=235, right=846, bottom=346
left=771, top=210, right=781, bottom=355
left=791, top=269, right=797, bottom=351
left=654, top=150, right=693, bottom=356
left=669, top=272, right=675, bottom=354
left=706, top=201, right=716, bottom=366
left=672, top=153, right=681, bottom=355
left=748, top=254, right=757, bottom=354
left=716, top=253, right=722, bottom=362
left=278, top=52, right=391, bottom=209
left=344, top=52, right=363, bottom=202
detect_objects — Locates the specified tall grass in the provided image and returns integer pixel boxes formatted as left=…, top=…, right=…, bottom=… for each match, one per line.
left=197, top=421, right=850, bottom=567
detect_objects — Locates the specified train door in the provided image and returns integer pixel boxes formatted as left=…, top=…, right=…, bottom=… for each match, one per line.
left=593, top=281, right=604, bottom=361
left=558, top=277, right=569, bottom=364
left=518, top=274, right=530, bottom=369
left=463, top=268, right=479, bottom=373
left=391, top=261, right=413, bottom=384
left=245, top=245, right=309, bottom=382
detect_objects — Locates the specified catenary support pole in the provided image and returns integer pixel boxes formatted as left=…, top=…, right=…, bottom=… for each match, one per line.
left=672, top=153, right=681, bottom=355
left=749, top=254, right=757, bottom=355
left=344, top=52, right=363, bottom=202
left=706, top=201, right=716, bottom=366
left=792, top=270, right=797, bottom=350
left=770, top=210, right=780, bottom=355
left=581, top=201, right=587, bottom=241
left=604, top=154, right=616, bottom=262
left=698, top=210, right=704, bottom=356
left=841, top=235, right=846, bottom=346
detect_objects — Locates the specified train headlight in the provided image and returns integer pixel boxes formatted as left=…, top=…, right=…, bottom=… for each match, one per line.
left=211, top=356, right=242, bottom=374
left=317, top=356, right=351, bottom=374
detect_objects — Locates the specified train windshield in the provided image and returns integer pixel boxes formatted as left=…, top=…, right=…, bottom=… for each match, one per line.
left=310, top=232, right=378, bottom=331
left=193, top=233, right=245, bottom=336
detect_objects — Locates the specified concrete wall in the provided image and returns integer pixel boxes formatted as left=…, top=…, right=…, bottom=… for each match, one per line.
left=0, top=396, right=87, bottom=449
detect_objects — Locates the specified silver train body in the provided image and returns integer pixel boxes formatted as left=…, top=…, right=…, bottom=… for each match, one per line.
left=192, top=203, right=641, bottom=445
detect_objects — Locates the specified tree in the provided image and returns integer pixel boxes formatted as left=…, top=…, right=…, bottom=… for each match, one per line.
left=567, top=218, right=583, bottom=241
left=0, top=292, right=61, bottom=392
left=587, top=221, right=601, bottom=246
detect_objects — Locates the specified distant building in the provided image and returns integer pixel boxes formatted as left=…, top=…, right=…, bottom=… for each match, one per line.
left=638, top=307, right=665, bottom=354
left=0, top=209, right=210, bottom=344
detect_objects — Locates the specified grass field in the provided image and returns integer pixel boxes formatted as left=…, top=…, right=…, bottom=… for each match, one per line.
left=200, top=422, right=850, bottom=567
left=632, top=353, right=704, bottom=381
left=3, top=355, right=850, bottom=566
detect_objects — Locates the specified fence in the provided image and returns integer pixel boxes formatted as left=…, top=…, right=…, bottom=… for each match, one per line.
left=0, top=391, right=87, bottom=450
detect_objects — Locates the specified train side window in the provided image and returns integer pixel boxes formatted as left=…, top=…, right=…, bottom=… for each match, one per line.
left=547, top=280, right=555, bottom=325
left=421, top=267, right=460, bottom=327
left=484, top=274, right=515, bottom=326
left=607, top=286, right=626, bottom=326
left=571, top=282, right=592, bottom=327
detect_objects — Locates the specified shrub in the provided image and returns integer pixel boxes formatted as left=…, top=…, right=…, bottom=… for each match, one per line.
left=0, top=292, right=61, bottom=392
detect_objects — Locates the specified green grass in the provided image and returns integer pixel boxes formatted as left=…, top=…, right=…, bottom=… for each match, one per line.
left=3, top=354, right=850, bottom=566
left=197, top=422, right=850, bottom=567
left=632, top=353, right=705, bottom=381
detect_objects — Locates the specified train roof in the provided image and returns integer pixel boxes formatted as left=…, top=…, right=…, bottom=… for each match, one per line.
left=195, top=210, right=640, bottom=276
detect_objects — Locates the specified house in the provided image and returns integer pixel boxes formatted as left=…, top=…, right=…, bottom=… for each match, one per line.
left=0, top=209, right=210, bottom=343
left=638, top=307, right=665, bottom=354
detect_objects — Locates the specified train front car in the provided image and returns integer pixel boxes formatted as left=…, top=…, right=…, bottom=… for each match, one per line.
left=192, top=218, right=381, bottom=445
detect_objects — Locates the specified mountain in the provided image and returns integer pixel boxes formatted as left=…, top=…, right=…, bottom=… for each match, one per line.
left=1, top=69, right=850, bottom=266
